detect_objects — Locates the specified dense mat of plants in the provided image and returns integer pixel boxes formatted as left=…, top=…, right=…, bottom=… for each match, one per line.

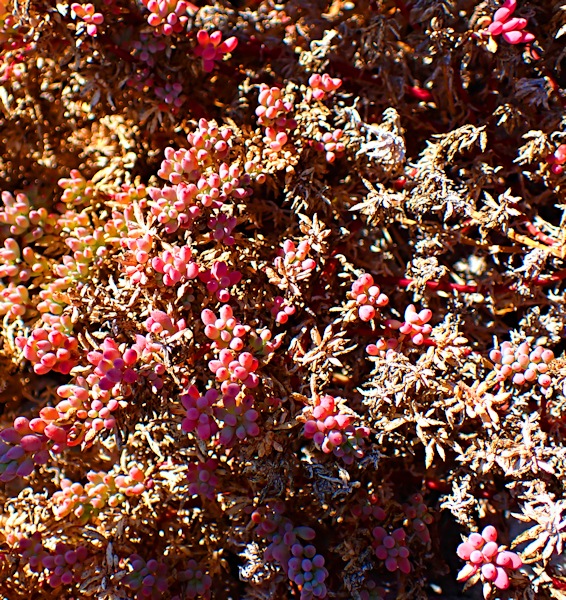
left=1, top=0, right=566, bottom=598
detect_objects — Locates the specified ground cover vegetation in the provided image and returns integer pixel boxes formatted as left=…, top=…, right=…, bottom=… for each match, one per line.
left=0, top=0, right=566, bottom=598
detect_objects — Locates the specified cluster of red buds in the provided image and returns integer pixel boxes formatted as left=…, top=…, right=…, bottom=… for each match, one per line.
left=256, top=85, right=297, bottom=151
left=37, top=280, right=71, bottom=320
left=195, top=30, right=238, bottom=73
left=149, top=121, right=253, bottom=236
left=490, top=340, right=554, bottom=388
left=308, top=73, right=342, bottom=101
left=71, top=3, right=104, bottom=36
left=482, top=0, right=535, bottom=45
left=186, top=118, right=232, bottom=165
left=312, top=129, right=346, bottom=163
left=201, top=305, right=249, bottom=350
left=17, top=533, right=89, bottom=588
left=302, top=395, right=369, bottom=464
left=121, top=231, right=153, bottom=284
left=55, top=371, right=128, bottom=439
left=16, top=325, right=79, bottom=375
left=112, top=183, right=148, bottom=206
left=148, top=184, right=200, bottom=233
left=367, top=304, right=433, bottom=356
left=152, top=164, right=249, bottom=222
left=65, top=226, right=107, bottom=270
left=248, top=326, right=283, bottom=356
left=208, top=349, right=259, bottom=390
left=547, top=144, right=566, bottom=175
left=270, top=239, right=317, bottom=294
left=270, top=295, right=296, bottom=325
left=372, top=527, right=411, bottom=574
left=457, top=526, right=522, bottom=595
left=348, top=273, right=389, bottom=322
left=140, top=0, right=194, bottom=36
left=52, top=466, right=147, bottom=521
left=145, top=309, right=187, bottom=337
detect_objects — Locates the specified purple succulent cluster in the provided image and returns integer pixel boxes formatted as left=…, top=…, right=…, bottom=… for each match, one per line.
left=372, top=527, right=411, bottom=574
left=207, top=213, right=237, bottom=245
left=177, top=559, right=213, bottom=599
left=214, top=392, right=260, bottom=446
left=86, top=337, right=139, bottom=392
left=252, top=503, right=328, bottom=599
left=17, top=533, right=89, bottom=588
left=359, top=580, right=386, bottom=600
left=186, top=458, right=218, bottom=499
left=123, top=554, right=170, bottom=599
left=198, top=261, right=241, bottom=302
left=0, top=417, right=50, bottom=482
left=181, top=383, right=260, bottom=447
left=350, top=491, right=387, bottom=523
left=403, top=493, right=433, bottom=544
left=130, top=32, right=166, bottom=67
